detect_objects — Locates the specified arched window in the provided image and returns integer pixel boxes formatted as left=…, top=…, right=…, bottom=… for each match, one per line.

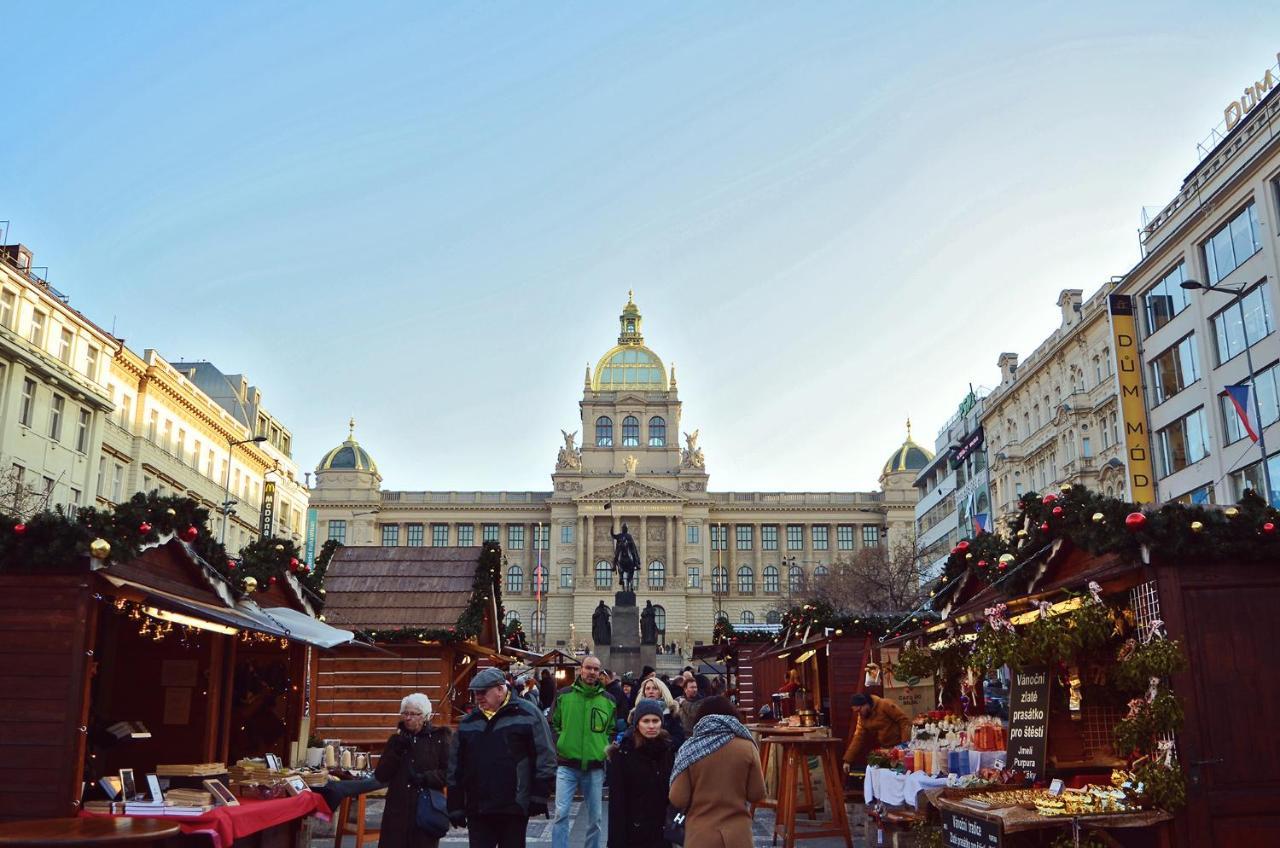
left=622, top=416, right=640, bottom=447
left=532, top=609, right=546, bottom=639
left=715, top=610, right=730, bottom=624
left=595, top=416, right=613, bottom=447
left=789, top=565, right=805, bottom=594
left=653, top=604, right=666, bottom=634
left=506, top=565, right=523, bottom=593
left=737, top=565, right=755, bottom=594
left=648, top=560, right=665, bottom=589
left=814, top=565, right=829, bottom=581
left=741, top=610, right=755, bottom=625
left=765, top=610, right=781, bottom=625
left=648, top=416, right=666, bottom=447
left=505, top=609, right=521, bottom=626
left=532, top=565, right=546, bottom=594
left=712, top=566, right=728, bottom=594
left=763, top=565, right=780, bottom=594
left=595, top=560, right=613, bottom=589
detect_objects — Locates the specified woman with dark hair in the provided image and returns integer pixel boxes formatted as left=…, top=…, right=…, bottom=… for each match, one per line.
left=668, top=697, right=764, bottom=848
left=607, top=699, right=675, bottom=848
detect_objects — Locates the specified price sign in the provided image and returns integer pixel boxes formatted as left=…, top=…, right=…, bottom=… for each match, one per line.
left=1007, top=666, right=1051, bottom=782
left=942, top=810, right=1001, bottom=847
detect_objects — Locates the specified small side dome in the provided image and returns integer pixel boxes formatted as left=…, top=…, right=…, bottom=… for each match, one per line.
left=317, top=419, right=379, bottom=474
left=883, top=419, right=933, bottom=476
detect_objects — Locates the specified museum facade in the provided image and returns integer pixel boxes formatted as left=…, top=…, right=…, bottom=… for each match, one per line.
left=308, top=295, right=926, bottom=650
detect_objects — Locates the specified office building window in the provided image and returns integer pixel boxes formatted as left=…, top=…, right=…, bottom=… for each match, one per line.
left=712, top=566, right=728, bottom=594
left=648, top=560, right=665, bottom=589
left=1141, top=262, right=1190, bottom=335
left=1149, top=334, right=1200, bottom=406
left=19, top=379, right=35, bottom=427
left=29, top=309, right=46, bottom=347
left=458, top=524, right=475, bottom=546
left=686, top=523, right=699, bottom=545
left=648, top=416, right=666, bottom=447
left=85, top=345, right=99, bottom=381
left=430, top=524, right=448, bottom=546
left=812, top=525, right=828, bottom=550
left=1174, top=483, right=1215, bottom=506
left=48, top=394, right=65, bottom=441
left=483, top=523, right=500, bottom=543
left=1230, top=453, right=1280, bottom=504
left=1204, top=202, right=1262, bottom=285
left=595, top=416, right=613, bottom=447
left=508, top=524, right=525, bottom=549
left=1212, top=284, right=1273, bottom=365
left=1154, top=407, right=1210, bottom=478
left=506, top=565, right=523, bottom=593
left=737, top=565, right=755, bottom=594
left=837, top=525, right=855, bottom=550
left=70, top=487, right=81, bottom=511
left=0, top=288, right=14, bottom=328
left=741, top=610, right=755, bottom=625
left=75, top=409, right=91, bottom=452
left=787, top=524, right=803, bottom=550
left=761, top=525, right=778, bottom=550
left=560, top=565, right=573, bottom=589
left=763, top=565, right=779, bottom=594
left=405, top=524, right=423, bottom=546
left=382, top=524, right=400, bottom=546
left=112, top=464, right=123, bottom=502
left=736, top=525, right=753, bottom=550
left=688, top=566, right=701, bottom=589
left=561, top=523, right=574, bottom=544
left=327, top=520, right=346, bottom=543
left=863, top=525, right=881, bottom=547
left=532, top=524, right=549, bottom=549
left=595, top=560, right=613, bottom=589
left=58, top=328, right=73, bottom=364
left=710, top=525, right=726, bottom=550
left=622, top=415, right=640, bottom=447
left=1220, top=362, right=1280, bottom=444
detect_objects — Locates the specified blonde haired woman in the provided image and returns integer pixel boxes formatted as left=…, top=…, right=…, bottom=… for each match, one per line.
left=637, top=677, right=685, bottom=746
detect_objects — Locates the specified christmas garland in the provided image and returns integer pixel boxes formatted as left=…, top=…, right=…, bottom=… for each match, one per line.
left=504, top=618, right=529, bottom=651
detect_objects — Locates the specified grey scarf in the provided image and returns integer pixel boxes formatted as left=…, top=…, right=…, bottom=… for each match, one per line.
left=669, top=713, right=754, bottom=784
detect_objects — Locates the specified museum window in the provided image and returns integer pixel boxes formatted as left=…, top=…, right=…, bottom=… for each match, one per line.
left=507, top=524, right=524, bottom=549
left=561, top=524, right=574, bottom=544
left=653, top=605, right=666, bottom=634
left=648, top=416, right=666, bottom=447
left=837, top=524, right=855, bottom=550
left=761, top=525, right=778, bottom=550
left=786, top=524, right=803, bottom=550
left=686, top=524, right=699, bottom=545
left=561, top=565, right=573, bottom=589
left=789, top=565, right=805, bottom=593
left=710, top=525, right=726, bottom=550
left=507, top=565, right=523, bottom=594
left=736, top=525, right=753, bottom=550
left=1203, top=202, right=1262, bottom=285
left=1141, top=262, right=1190, bottom=335
left=648, top=560, right=665, bottom=590
left=687, top=566, right=701, bottom=589
left=762, top=565, right=779, bottom=594
left=458, top=524, right=475, bottom=546
left=812, top=525, right=828, bottom=550
left=741, top=610, right=755, bottom=625
left=483, top=523, right=500, bottom=543
left=737, top=565, right=755, bottom=594
left=595, top=560, right=613, bottom=589
left=1212, top=284, right=1273, bottom=365
left=712, top=565, right=728, bottom=594
left=327, top=520, right=346, bottom=544
left=406, top=524, right=424, bottom=546
left=1149, top=334, right=1200, bottom=406
left=432, top=524, right=450, bottom=546
left=379, top=524, right=397, bottom=546
left=595, top=416, right=613, bottom=447
left=1220, top=362, right=1280, bottom=444
left=814, top=564, right=829, bottom=581
left=766, top=609, right=781, bottom=625
left=863, top=525, right=880, bottom=547
left=533, top=524, right=549, bottom=549
left=1154, top=407, right=1210, bottom=478
left=622, top=416, right=640, bottom=446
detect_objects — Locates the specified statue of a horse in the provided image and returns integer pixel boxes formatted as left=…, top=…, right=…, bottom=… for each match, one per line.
left=611, top=523, right=640, bottom=592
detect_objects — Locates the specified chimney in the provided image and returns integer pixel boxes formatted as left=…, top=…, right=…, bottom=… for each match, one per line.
left=1, top=244, right=33, bottom=273
left=998, top=352, right=1019, bottom=384
left=1058, top=289, right=1084, bottom=328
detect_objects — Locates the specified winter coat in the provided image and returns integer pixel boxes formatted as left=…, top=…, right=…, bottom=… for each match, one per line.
left=668, top=737, right=765, bottom=848
left=374, top=722, right=451, bottom=848
left=447, top=694, right=557, bottom=818
left=606, top=733, right=675, bottom=848
left=842, top=694, right=911, bottom=766
left=676, top=696, right=701, bottom=736
left=662, top=711, right=686, bottom=748
left=539, top=676, right=557, bottom=711
left=550, top=679, right=615, bottom=769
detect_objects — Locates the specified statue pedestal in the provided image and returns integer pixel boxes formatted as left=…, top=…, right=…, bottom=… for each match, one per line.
left=640, top=642, right=657, bottom=673
left=608, top=594, right=641, bottom=678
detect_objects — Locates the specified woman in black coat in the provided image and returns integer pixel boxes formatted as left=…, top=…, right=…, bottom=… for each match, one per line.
left=606, top=699, right=676, bottom=848
left=374, top=693, right=452, bottom=848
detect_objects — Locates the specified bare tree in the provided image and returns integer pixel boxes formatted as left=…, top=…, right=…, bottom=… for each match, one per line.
left=0, top=465, right=47, bottom=519
left=806, top=532, right=931, bottom=614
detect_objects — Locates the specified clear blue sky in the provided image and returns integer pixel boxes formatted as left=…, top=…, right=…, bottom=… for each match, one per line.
left=3, top=2, right=1276, bottom=491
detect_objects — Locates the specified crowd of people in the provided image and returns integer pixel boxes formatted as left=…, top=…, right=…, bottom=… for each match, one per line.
left=376, top=659, right=766, bottom=848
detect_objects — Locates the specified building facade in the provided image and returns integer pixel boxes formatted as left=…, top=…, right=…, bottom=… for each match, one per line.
left=309, top=295, right=922, bottom=650
left=914, top=391, right=991, bottom=576
left=981, top=287, right=1128, bottom=525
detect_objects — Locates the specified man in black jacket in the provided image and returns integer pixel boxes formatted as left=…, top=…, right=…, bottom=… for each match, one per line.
left=448, top=667, right=557, bottom=848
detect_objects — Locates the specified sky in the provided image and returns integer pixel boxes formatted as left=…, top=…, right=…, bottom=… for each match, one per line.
left=2, top=2, right=1277, bottom=492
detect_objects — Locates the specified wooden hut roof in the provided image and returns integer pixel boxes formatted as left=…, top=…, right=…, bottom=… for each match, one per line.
left=321, top=546, right=483, bottom=631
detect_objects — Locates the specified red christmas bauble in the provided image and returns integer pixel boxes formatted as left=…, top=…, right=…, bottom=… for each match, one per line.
left=227, top=560, right=237, bottom=570
left=1124, top=512, right=1147, bottom=531
left=1040, top=521, right=1050, bottom=532
left=977, top=559, right=988, bottom=568
left=1051, top=506, right=1064, bottom=517
left=956, top=540, right=970, bottom=552
left=139, top=522, right=152, bottom=534
left=180, top=525, right=198, bottom=543
left=1042, top=494, right=1057, bottom=504
left=1264, top=521, right=1276, bottom=535
left=269, top=576, right=278, bottom=585
left=13, top=523, right=26, bottom=535
left=998, top=561, right=1008, bottom=571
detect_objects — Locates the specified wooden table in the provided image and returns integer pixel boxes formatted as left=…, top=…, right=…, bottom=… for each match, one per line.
left=771, top=736, right=853, bottom=848
left=750, top=726, right=825, bottom=815
left=0, top=818, right=181, bottom=846
left=927, top=788, right=1175, bottom=844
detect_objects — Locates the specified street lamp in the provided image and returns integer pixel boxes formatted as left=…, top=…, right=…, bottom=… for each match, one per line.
left=221, top=435, right=267, bottom=546
left=1180, top=278, right=1274, bottom=504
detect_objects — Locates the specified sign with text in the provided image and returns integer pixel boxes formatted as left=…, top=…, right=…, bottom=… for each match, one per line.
left=950, top=426, right=985, bottom=469
left=1223, top=53, right=1280, bottom=130
left=304, top=507, right=318, bottom=566
left=942, top=810, right=1001, bottom=848
left=259, top=481, right=276, bottom=539
left=880, top=646, right=935, bottom=720
left=1006, top=667, right=1051, bottom=782
left=1108, top=295, right=1156, bottom=503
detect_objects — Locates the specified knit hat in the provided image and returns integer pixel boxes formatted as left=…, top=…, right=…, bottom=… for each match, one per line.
left=469, top=667, right=507, bottom=691
left=631, top=698, right=665, bottom=726
left=850, top=693, right=871, bottom=707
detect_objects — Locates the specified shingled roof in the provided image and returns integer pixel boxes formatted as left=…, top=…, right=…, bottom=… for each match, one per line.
left=321, top=546, right=483, bottom=632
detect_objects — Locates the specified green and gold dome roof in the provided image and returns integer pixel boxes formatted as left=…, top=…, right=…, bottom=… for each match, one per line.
left=592, top=291, right=668, bottom=391
left=317, top=419, right=379, bottom=474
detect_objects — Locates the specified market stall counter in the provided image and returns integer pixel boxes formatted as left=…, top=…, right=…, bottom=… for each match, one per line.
left=81, top=793, right=330, bottom=848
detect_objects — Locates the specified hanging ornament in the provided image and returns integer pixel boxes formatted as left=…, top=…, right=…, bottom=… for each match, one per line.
left=1051, top=506, right=1064, bottom=517
left=274, top=544, right=285, bottom=552
left=89, top=538, right=111, bottom=560
left=1042, top=494, right=1057, bottom=504
left=13, top=523, right=26, bottom=535
left=1039, top=521, right=1050, bottom=532
left=1264, top=522, right=1277, bottom=535
left=1190, top=521, right=1204, bottom=533
left=227, top=560, right=237, bottom=570
left=1016, top=529, right=1028, bottom=538
left=1092, top=512, right=1105, bottom=524
left=289, top=557, right=299, bottom=572
left=956, top=540, right=970, bottom=553
left=977, top=559, right=988, bottom=569
left=244, top=576, right=259, bottom=592
left=965, top=553, right=974, bottom=561
left=1059, top=483, right=1072, bottom=493
left=165, top=508, right=177, bottom=517
left=319, top=588, right=326, bottom=595
left=180, top=525, right=199, bottom=543
left=1124, top=512, right=1147, bottom=532
left=139, top=522, right=152, bottom=534
left=1225, top=507, right=1240, bottom=518
left=269, top=576, right=278, bottom=585
left=998, top=553, right=1015, bottom=570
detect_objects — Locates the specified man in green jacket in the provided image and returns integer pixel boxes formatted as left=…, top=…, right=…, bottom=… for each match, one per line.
left=549, top=654, right=613, bottom=848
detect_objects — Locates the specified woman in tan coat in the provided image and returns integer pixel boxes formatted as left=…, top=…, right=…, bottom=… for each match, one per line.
left=668, top=697, right=765, bottom=848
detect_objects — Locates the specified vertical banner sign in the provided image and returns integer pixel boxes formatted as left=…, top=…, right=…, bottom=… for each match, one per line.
left=1108, top=295, right=1156, bottom=503
left=259, top=481, right=276, bottom=539
left=941, top=810, right=1001, bottom=847
left=1007, top=667, right=1051, bottom=783
left=305, top=508, right=318, bottom=566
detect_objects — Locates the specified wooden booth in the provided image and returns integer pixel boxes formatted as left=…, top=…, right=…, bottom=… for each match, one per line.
left=753, top=629, right=872, bottom=744
left=309, top=545, right=507, bottom=752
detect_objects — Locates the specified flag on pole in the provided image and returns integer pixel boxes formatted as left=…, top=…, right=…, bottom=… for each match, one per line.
left=966, top=488, right=990, bottom=535
left=1224, top=384, right=1261, bottom=443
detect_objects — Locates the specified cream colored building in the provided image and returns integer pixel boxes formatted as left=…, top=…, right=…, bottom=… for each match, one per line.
left=982, top=287, right=1127, bottom=526
left=309, top=295, right=922, bottom=650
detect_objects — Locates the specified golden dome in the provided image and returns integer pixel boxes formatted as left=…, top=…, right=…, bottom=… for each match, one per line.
left=883, top=419, right=933, bottom=476
left=317, top=419, right=379, bottom=474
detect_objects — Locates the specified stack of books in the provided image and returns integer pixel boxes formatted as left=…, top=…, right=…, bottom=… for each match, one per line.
left=156, top=763, right=226, bottom=777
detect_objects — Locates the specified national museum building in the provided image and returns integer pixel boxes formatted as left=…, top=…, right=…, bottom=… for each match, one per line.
left=309, top=295, right=925, bottom=650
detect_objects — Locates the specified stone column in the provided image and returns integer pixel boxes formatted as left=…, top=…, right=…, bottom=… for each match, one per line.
left=579, top=515, right=587, bottom=580
left=639, top=514, right=648, bottom=585
left=667, top=515, right=675, bottom=579
left=585, top=514, right=593, bottom=576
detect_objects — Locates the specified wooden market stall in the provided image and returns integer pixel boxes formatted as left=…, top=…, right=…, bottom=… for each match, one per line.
left=754, top=629, right=873, bottom=743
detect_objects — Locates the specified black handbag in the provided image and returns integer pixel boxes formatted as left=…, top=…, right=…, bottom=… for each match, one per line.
left=416, top=787, right=450, bottom=838
left=662, top=805, right=686, bottom=845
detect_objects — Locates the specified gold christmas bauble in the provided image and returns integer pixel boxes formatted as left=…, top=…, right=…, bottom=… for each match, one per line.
left=1060, top=483, right=1073, bottom=492
left=1225, top=507, right=1239, bottom=518
left=1190, top=521, right=1204, bottom=533
left=165, top=508, right=177, bottom=516
left=274, top=544, right=285, bottom=552
left=1016, top=529, right=1028, bottom=538
left=965, top=553, right=973, bottom=561
left=998, top=553, right=1016, bottom=565
left=1092, top=512, right=1105, bottom=524
left=243, top=576, right=259, bottom=592
left=89, top=538, right=111, bottom=560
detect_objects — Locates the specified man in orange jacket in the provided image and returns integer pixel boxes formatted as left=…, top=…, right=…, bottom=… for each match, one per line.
left=843, top=693, right=912, bottom=771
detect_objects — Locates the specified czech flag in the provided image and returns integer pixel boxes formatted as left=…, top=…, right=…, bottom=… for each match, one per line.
left=1224, top=383, right=1261, bottom=443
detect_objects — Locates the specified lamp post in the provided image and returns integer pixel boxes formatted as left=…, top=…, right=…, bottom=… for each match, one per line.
left=1180, top=278, right=1274, bottom=504
left=221, top=435, right=267, bottom=546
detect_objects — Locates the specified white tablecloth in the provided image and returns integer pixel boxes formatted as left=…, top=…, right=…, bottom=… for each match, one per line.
left=863, top=767, right=948, bottom=808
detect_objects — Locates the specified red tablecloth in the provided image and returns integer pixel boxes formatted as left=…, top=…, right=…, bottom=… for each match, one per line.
left=83, top=792, right=331, bottom=848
